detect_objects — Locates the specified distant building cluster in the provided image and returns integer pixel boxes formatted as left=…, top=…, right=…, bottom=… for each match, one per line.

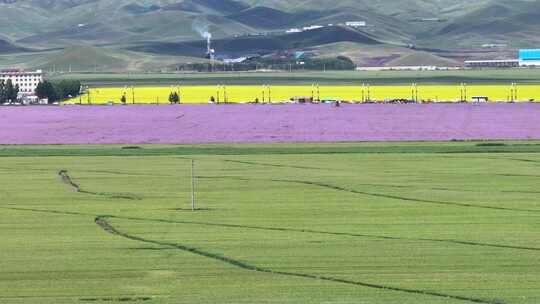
left=464, top=49, right=540, bottom=68
left=357, top=66, right=460, bottom=71
left=464, top=60, right=519, bottom=68
left=285, top=21, right=367, bottom=34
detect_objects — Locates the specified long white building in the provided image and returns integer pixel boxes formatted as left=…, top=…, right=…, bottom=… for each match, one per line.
left=0, top=69, right=43, bottom=94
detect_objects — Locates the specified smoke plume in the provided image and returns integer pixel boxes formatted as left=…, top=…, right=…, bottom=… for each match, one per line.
left=192, top=18, right=212, bottom=53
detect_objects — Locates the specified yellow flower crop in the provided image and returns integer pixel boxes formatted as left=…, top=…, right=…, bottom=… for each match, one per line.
left=64, top=84, right=540, bottom=104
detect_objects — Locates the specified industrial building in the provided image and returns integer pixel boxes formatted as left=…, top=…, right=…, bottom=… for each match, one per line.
left=465, top=49, right=540, bottom=68
left=464, top=59, right=519, bottom=68
left=0, top=69, right=43, bottom=94
left=519, top=49, right=540, bottom=66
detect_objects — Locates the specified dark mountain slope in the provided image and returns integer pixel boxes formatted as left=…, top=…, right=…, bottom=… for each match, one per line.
left=0, top=38, right=31, bottom=54
left=130, top=26, right=381, bottom=57
left=228, top=6, right=328, bottom=29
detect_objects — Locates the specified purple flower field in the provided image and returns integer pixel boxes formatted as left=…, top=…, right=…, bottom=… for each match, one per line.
left=0, top=103, right=539, bottom=144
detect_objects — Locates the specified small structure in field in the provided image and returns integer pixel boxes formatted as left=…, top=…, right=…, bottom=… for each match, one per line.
left=471, top=96, right=489, bottom=103
left=290, top=97, right=314, bottom=104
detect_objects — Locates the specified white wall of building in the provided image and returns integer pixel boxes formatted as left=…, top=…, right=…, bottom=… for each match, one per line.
left=519, top=60, right=540, bottom=67
left=346, top=21, right=366, bottom=27
left=0, top=69, right=43, bottom=95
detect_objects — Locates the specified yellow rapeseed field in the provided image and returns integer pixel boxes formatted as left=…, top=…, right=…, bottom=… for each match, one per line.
left=64, top=84, right=540, bottom=104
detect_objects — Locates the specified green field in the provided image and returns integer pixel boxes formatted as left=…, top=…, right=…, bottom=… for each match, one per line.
left=1, top=142, right=540, bottom=303
left=50, top=70, right=540, bottom=86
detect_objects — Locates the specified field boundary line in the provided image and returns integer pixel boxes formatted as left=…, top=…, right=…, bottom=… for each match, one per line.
left=95, top=215, right=502, bottom=304
left=198, top=175, right=540, bottom=214
left=3, top=205, right=539, bottom=252
left=4, top=204, right=537, bottom=252
left=106, top=214, right=540, bottom=252
left=223, top=159, right=332, bottom=171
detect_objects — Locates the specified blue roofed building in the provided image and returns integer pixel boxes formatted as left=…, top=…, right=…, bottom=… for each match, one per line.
left=519, top=49, right=540, bottom=66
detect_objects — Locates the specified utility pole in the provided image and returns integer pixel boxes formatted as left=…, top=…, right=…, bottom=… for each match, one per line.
left=191, top=159, right=196, bottom=211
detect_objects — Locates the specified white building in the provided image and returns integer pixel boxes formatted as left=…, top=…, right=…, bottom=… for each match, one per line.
left=356, top=66, right=460, bottom=71
left=0, top=69, right=43, bottom=95
left=302, top=25, right=324, bottom=31
left=346, top=21, right=367, bottom=27
left=286, top=28, right=302, bottom=34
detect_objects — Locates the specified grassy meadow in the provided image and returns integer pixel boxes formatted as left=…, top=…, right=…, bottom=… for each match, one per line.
left=1, top=142, right=540, bottom=303
left=50, top=70, right=540, bottom=86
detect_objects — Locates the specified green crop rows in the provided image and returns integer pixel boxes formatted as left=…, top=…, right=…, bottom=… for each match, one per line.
left=1, top=142, right=539, bottom=303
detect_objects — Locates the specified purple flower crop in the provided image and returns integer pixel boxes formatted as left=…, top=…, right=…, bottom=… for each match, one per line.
left=0, top=103, right=539, bottom=144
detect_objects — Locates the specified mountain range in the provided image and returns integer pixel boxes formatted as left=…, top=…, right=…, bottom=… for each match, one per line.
left=0, top=0, right=538, bottom=71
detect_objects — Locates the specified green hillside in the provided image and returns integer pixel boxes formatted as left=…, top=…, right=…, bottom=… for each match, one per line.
left=0, top=0, right=538, bottom=71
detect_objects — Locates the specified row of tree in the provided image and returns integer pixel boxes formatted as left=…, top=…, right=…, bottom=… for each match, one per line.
left=0, top=80, right=20, bottom=104
left=35, top=80, right=82, bottom=103
left=175, top=56, right=356, bottom=72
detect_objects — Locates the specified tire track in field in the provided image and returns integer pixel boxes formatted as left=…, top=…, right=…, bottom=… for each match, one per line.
left=101, top=214, right=540, bottom=252
left=271, top=178, right=540, bottom=214
left=0, top=206, right=93, bottom=217
left=223, top=159, right=331, bottom=171
left=95, top=215, right=501, bottom=304
left=198, top=176, right=540, bottom=214
left=3, top=206, right=539, bottom=252
left=445, top=155, right=540, bottom=166
left=59, top=170, right=142, bottom=200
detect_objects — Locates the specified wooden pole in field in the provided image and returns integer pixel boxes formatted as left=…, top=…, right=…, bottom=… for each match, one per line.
left=191, top=159, right=196, bottom=211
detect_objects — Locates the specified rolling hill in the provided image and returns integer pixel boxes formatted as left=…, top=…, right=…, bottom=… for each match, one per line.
left=130, top=26, right=381, bottom=57
left=0, top=38, right=31, bottom=54
left=0, top=0, right=538, bottom=71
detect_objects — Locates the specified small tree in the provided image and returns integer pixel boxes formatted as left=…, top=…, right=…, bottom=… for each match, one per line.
left=169, top=92, right=180, bottom=104
left=53, top=80, right=82, bottom=99
left=35, top=81, right=57, bottom=104
left=0, top=80, right=6, bottom=103
left=5, top=80, right=19, bottom=103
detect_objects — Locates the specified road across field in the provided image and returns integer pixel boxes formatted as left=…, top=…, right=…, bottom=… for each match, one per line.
left=1, top=103, right=539, bottom=144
